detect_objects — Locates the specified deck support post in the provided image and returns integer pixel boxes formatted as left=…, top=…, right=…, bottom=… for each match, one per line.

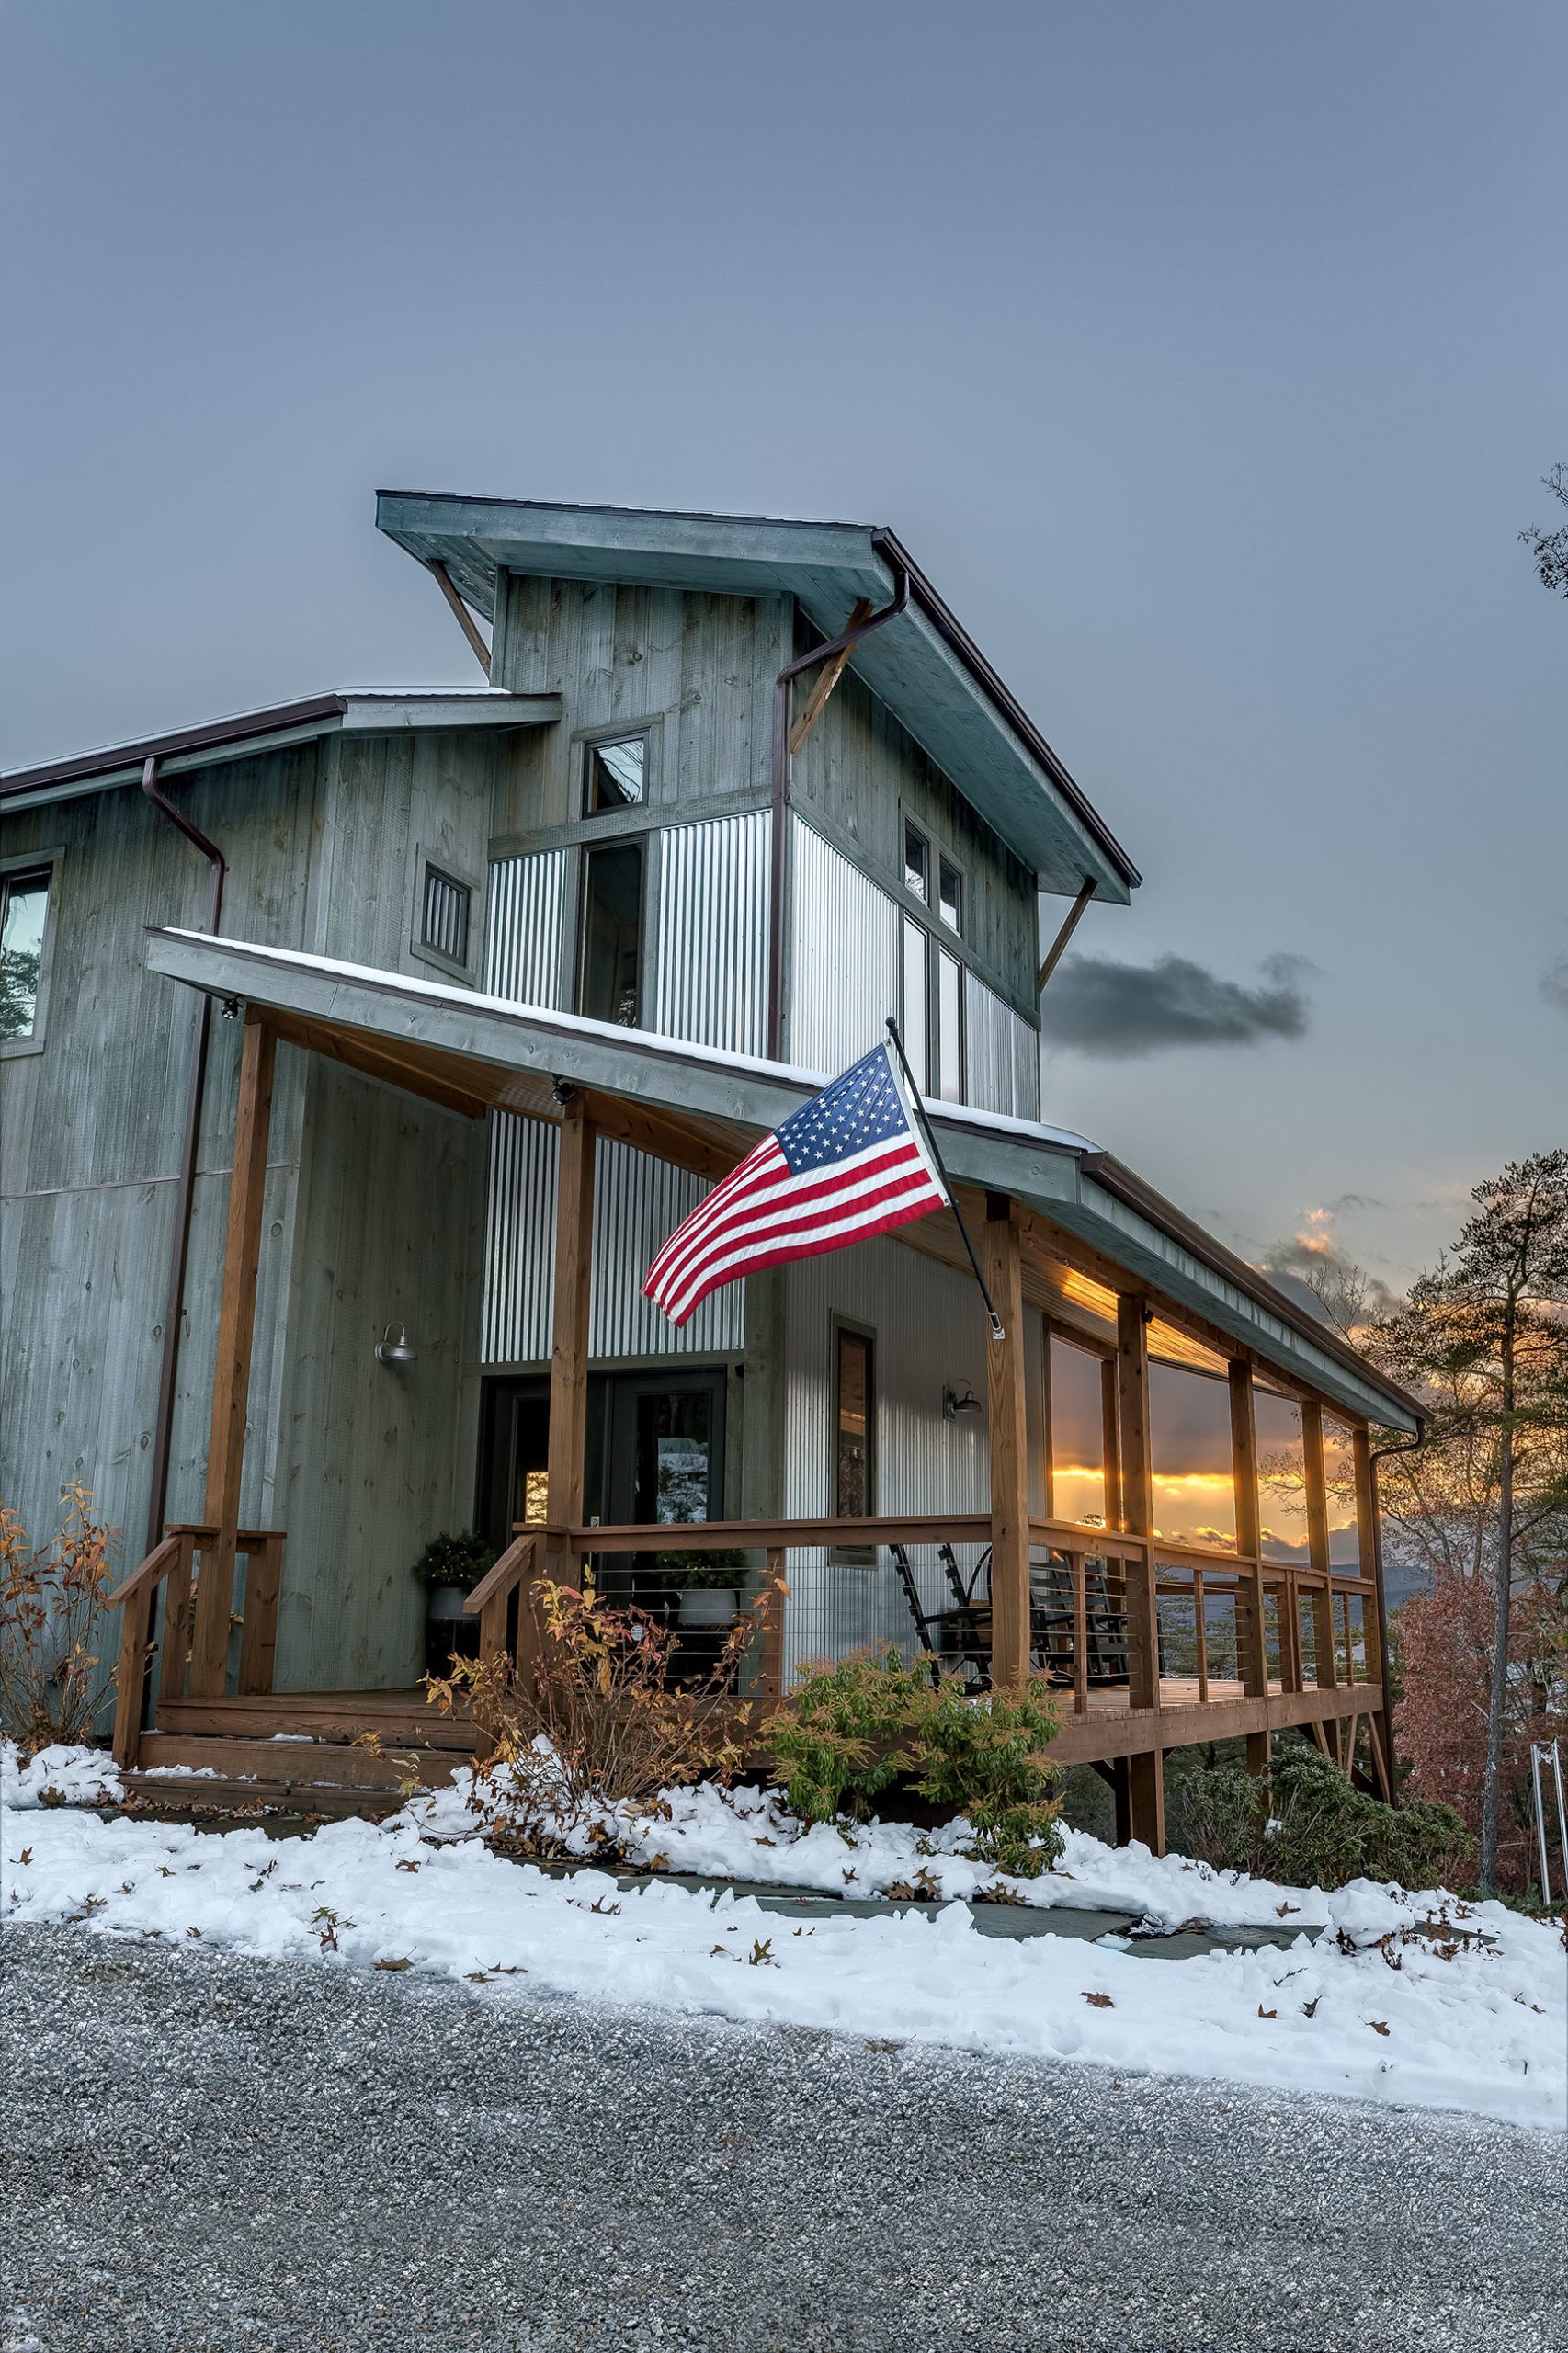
left=546, top=1097, right=596, bottom=1577
left=1228, top=1359, right=1269, bottom=1778
left=984, top=1195, right=1032, bottom=1691
left=1353, top=1428, right=1395, bottom=1801
left=1301, top=1401, right=1338, bottom=1703
left=1117, top=1292, right=1164, bottom=1852
left=188, top=1014, right=276, bottom=1701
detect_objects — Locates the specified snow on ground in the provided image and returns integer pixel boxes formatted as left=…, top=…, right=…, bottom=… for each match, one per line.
left=1, top=1740, right=122, bottom=1811
left=4, top=1740, right=1563, bottom=2131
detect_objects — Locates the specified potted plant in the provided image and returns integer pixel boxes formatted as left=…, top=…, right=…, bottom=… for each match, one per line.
left=412, top=1530, right=496, bottom=1624
left=651, top=1547, right=748, bottom=1627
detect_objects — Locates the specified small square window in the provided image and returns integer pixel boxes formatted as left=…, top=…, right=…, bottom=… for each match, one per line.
left=903, top=819, right=929, bottom=903
left=1, top=864, right=53, bottom=1045
left=421, top=862, right=472, bottom=969
left=938, top=857, right=963, bottom=936
left=586, top=735, right=647, bottom=813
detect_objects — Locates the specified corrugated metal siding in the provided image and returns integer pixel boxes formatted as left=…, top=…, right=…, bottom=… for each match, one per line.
left=481, top=1112, right=559, bottom=1363
left=653, top=812, right=769, bottom=1055
left=787, top=817, right=899, bottom=1074
left=592, top=1139, right=744, bottom=1357
left=964, top=968, right=1040, bottom=1120
left=483, top=850, right=740, bottom=1360
left=482, top=1119, right=744, bottom=1363
left=778, top=1234, right=1044, bottom=1684
left=484, top=849, right=568, bottom=1005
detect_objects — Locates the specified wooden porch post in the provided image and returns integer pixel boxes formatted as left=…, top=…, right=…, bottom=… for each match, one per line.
left=1228, top=1359, right=1269, bottom=1776
left=1117, top=1292, right=1164, bottom=1851
left=546, top=1096, right=596, bottom=1546
left=1301, top=1401, right=1338, bottom=1698
left=187, top=1014, right=276, bottom=1700
left=1353, top=1427, right=1395, bottom=1801
left=983, top=1194, right=1031, bottom=1691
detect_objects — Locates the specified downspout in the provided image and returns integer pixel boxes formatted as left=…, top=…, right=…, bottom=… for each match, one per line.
left=766, top=564, right=912, bottom=1062
left=1368, top=1425, right=1426, bottom=1802
left=141, top=754, right=227, bottom=1552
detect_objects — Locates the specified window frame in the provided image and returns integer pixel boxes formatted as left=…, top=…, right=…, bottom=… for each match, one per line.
left=407, top=843, right=483, bottom=984
left=582, top=727, right=653, bottom=820
left=0, top=846, right=62, bottom=1060
left=577, top=835, right=648, bottom=1028
left=936, top=945, right=965, bottom=1104
left=902, top=815, right=931, bottom=906
left=937, top=852, right=964, bottom=938
left=830, top=1317, right=877, bottom=1562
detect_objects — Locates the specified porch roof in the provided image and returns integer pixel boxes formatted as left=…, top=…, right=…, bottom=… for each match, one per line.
left=374, top=491, right=1140, bottom=904
left=143, top=926, right=1421, bottom=1435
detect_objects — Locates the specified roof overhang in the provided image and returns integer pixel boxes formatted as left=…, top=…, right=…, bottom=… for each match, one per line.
left=142, top=927, right=1419, bottom=1435
left=374, top=490, right=1140, bottom=904
left=0, top=690, right=562, bottom=815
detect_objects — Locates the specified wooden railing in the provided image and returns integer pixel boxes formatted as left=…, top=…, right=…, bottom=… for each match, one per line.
left=105, top=1523, right=286, bottom=1768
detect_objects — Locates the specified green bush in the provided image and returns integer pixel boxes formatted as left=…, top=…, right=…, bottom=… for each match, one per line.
left=1171, top=1741, right=1471, bottom=1891
left=767, top=1646, right=1062, bottom=1877
left=911, top=1677, right=1062, bottom=1875
left=767, top=1647, right=936, bottom=1824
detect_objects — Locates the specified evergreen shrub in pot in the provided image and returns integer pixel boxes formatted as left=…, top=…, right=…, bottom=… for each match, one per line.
left=652, top=1547, right=749, bottom=1626
left=413, top=1530, right=497, bottom=1621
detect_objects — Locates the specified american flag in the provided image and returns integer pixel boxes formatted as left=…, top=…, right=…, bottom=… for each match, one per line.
left=642, top=1041, right=949, bottom=1327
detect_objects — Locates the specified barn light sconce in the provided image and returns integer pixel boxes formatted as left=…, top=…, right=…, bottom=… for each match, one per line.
left=375, top=1322, right=416, bottom=1368
left=943, top=1382, right=983, bottom=1420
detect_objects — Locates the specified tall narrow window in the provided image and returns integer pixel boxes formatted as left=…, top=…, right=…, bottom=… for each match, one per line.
left=579, top=841, right=643, bottom=1026
left=938, top=855, right=963, bottom=936
left=835, top=1327, right=874, bottom=1520
left=420, top=861, right=472, bottom=970
left=0, top=865, right=52, bottom=1045
left=937, top=948, right=963, bottom=1102
left=901, top=916, right=929, bottom=1091
left=903, top=818, right=930, bottom=904
left=585, top=735, right=647, bottom=813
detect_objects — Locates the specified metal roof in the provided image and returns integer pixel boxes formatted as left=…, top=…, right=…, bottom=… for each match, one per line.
left=374, top=491, right=1141, bottom=904
left=142, top=926, right=1418, bottom=1435
left=0, top=689, right=562, bottom=813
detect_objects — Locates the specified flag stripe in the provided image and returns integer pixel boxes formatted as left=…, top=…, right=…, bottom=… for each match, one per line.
left=645, top=1136, right=926, bottom=1297
left=657, top=1158, right=941, bottom=1321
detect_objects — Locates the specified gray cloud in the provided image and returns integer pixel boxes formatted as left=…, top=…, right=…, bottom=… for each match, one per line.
left=1256, top=1235, right=1403, bottom=1335
left=1043, top=951, right=1313, bottom=1059
left=1540, top=957, right=1568, bottom=1012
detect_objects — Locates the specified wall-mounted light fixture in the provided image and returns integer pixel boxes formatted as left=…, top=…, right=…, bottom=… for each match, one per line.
left=375, top=1322, right=416, bottom=1367
left=943, top=1382, right=983, bottom=1420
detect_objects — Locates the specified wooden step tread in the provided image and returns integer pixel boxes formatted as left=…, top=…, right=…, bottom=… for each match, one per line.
left=123, top=1774, right=404, bottom=1822
left=137, top=1734, right=462, bottom=1790
left=156, top=1699, right=478, bottom=1752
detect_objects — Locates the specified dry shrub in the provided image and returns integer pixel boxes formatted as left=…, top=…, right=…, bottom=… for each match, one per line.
left=0, top=1484, right=120, bottom=1752
left=426, top=1574, right=780, bottom=1858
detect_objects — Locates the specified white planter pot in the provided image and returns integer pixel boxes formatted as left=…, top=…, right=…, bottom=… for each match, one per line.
left=426, top=1582, right=472, bottom=1623
left=676, top=1587, right=738, bottom=1629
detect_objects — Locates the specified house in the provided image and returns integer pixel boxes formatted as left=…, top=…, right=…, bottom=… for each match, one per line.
left=0, top=494, right=1422, bottom=1849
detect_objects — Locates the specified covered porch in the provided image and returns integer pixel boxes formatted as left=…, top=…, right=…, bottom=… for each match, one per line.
left=108, top=929, right=1418, bottom=1851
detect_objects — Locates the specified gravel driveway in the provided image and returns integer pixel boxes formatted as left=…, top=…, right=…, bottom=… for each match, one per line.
left=3, top=1922, right=1561, bottom=2353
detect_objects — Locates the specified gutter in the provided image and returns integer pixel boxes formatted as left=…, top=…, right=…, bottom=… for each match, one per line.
left=139, top=756, right=227, bottom=1553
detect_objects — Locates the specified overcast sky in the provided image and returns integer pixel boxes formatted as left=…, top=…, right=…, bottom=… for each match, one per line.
left=3, top=2, right=1563, bottom=1299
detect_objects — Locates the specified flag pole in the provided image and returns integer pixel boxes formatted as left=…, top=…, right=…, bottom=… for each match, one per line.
left=885, top=1017, right=1005, bottom=1342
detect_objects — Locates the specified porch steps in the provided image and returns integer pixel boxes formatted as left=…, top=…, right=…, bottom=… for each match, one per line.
left=122, top=1688, right=483, bottom=1820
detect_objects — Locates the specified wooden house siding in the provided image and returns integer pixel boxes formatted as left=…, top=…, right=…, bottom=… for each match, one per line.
left=488, top=574, right=790, bottom=836
left=0, top=727, right=502, bottom=1688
